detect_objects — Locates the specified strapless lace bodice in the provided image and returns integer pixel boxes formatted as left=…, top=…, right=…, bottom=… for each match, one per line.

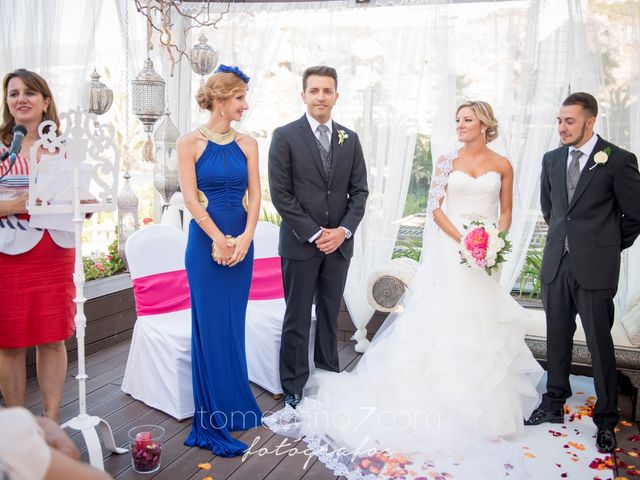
left=445, top=170, right=501, bottom=229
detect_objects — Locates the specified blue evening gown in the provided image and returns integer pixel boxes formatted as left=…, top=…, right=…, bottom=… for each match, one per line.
left=184, top=131, right=262, bottom=457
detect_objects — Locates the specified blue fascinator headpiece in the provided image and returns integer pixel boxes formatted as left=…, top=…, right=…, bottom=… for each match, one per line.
left=215, top=64, right=250, bottom=84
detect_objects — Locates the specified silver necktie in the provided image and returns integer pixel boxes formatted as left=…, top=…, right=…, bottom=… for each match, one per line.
left=567, top=149, right=582, bottom=203
left=317, top=124, right=330, bottom=153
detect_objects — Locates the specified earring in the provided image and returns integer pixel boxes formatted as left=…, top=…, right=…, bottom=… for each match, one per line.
left=43, top=107, right=48, bottom=114
left=220, top=110, right=224, bottom=117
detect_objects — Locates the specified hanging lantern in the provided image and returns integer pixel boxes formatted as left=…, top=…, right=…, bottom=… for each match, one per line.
left=189, top=32, right=218, bottom=83
left=87, top=69, right=113, bottom=116
left=131, top=57, right=165, bottom=163
left=153, top=111, right=180, bottom=209
left=117, top=171, right=139, bottom=266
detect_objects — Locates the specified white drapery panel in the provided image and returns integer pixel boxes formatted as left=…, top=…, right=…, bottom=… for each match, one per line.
left=204, top=5, right=294, bottom=130
left=180, top=3, right=296, bottom=219
left=160, top=12, right=193, bottom=135
left=0, top=0, right=96, bottom=110
left=497, top=0, right=605, bottom=290
left=0, top=1, right=61, bottom=83
left=5, top=0, right=635, bottom=337
left=154, top=12, right=193, bottom=219
left=615, top=3, right=640, bottom=318
left=342, top=3, right=464, bottom=350
left=313, top=5, right=432, bottom=351
left=420, top=0, right=605, bottom=294
left=180, top=1, right=430, bottom=350
left=168, top=0, right=637, bottom=345
left=115, top=0, right=147, bottom=85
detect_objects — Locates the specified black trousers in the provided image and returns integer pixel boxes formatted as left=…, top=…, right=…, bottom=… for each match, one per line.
left=541, top=253, right=619, bottom=429
left=279, top=250, right=350, bottom=395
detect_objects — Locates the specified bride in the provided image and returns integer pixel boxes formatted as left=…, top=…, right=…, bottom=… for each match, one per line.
left=265, top=101, right=544, bottom=479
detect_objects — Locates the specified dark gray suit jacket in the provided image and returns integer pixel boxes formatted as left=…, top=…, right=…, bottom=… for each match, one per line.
left=540, top=135, right=640, bottom=289
left=268, top=115, right=369, bottom=260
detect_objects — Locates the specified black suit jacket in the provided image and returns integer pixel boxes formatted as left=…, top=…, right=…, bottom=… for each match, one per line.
left=540, top=135, right=640, bottom=289
left=268, top=115, right=369, bottom=261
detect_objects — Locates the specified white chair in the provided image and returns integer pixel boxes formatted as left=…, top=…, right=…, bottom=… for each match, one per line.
left=245, top=221, right=317, bottom=395
left=121, top=224, right=194, bottom=420
left=122, top=221, right=316, bottom=418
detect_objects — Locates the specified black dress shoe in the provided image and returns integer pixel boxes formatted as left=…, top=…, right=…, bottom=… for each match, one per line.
left=284, top=394, right=302, bottom=409
left=524, top=407, right=564, bottom=426
left=596, top=427, right=617, bottom=453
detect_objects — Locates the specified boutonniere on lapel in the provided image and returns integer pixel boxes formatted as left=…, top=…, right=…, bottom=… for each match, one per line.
left=337, top=130, right=349, bottom=146
left=589, top=147, right=611, bottom=171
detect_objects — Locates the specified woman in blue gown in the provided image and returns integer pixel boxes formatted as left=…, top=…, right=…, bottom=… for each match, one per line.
left=177, top=65, right=262, bottom=457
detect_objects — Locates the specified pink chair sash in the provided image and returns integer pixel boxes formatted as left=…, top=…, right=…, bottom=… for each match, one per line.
left=132, top=258, right=282, bottom=316
left=249, top=256, right=284, bottom=301
left=132, top=269, right=191, bottom=316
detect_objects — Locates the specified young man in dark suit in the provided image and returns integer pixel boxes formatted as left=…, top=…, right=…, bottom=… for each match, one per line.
left=525, top=92, right=640, bottom=453
left=268, top=66, right=368, bottom=409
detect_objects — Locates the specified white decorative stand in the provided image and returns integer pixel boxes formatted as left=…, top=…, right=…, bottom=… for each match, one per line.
left=27, top=108, right=127, bottom=470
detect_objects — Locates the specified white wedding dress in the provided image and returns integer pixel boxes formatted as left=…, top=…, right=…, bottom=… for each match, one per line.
left=265, top=152, right=544, bottom=479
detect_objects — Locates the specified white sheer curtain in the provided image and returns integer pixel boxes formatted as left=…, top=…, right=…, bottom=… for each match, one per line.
left=210, top=6, right=294, bottom=128
left=173, top=0, right=615, bottom=347
left=0, top=0, right=100, bottom=111
left=497, top=0, right=604, bottom=290
left=0, top=1, right=61, bottom=81
left=614, top=3, right=640, bottom=317
left=181, top=1, right=431, bottom=350
left=338, top=5, right=432, bottom=351
left=102, top=0, right=638, bottom=335
left=265, top=2, right=430, bottom=351
left=420, top=0, right=605, bottom=293
left=115, top=0, right=147, bottom=83
left=161, top=12, right=193, bottom=135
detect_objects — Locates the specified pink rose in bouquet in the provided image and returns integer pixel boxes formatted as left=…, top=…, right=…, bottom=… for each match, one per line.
left=465, top=227, right=489, bottom=250
left=459, top=221, right=511, bottom=275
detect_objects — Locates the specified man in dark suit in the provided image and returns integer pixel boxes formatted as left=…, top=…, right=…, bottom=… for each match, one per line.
left=525, top=92, right=640, bottom=452
left=268, top=66, right=368, bottom=408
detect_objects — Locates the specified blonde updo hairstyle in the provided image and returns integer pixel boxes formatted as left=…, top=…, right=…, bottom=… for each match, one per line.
left=456, top=100, right=499, bottom=143
left=196, top=72, right=247, bottom=112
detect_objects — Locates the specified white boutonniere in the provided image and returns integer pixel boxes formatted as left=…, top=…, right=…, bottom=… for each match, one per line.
left=337, top=130, right=349, bottom=145
left=589, top=147, right=611, bottom=170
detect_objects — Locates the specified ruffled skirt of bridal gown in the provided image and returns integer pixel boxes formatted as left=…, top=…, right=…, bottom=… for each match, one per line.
left=264, top=230, right=544, bottom=479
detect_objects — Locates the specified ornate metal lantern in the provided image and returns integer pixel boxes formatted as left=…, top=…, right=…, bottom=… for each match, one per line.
left=189, top=32, right=218, bottom=82
left=117, top=172, right=139, bottom=264
left=153, top=111, right=180, bottom=209
left=131, top=57, right=165, bottom=162
left=87, top=69, right=113, bottom=116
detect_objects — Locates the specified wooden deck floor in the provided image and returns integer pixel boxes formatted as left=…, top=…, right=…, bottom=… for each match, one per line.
left=21, top=339, right=640, bottom=480
left=23, top=339, right=361, bottom=480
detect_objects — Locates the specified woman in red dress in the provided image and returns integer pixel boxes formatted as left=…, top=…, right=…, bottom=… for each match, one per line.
left=0, top=69, right=75, bottom=421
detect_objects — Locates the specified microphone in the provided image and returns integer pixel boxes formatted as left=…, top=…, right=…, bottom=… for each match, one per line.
left=0, top=124, right=28, bottom=162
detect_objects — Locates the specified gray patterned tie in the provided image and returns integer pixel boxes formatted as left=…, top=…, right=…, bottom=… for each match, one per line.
left=565, top=149, right=582, bottom=252
left=317, top=124, right=331, bottom=177
left=566, top=149, right=582, bottom=203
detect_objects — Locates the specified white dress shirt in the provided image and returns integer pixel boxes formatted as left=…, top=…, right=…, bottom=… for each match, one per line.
left=567, top=133, right=599, bottom=173
left=306, top=112, right=333, bottom=141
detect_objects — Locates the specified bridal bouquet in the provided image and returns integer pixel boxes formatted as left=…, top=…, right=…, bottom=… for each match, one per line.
left=459, top=221, right=511, bottom=275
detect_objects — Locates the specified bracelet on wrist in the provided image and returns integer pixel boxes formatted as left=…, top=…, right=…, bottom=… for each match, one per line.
left=196, top=215, right=209, bottom=225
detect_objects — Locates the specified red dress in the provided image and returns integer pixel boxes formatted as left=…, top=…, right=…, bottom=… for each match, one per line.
left=0, top=149, right=75, bottom=348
